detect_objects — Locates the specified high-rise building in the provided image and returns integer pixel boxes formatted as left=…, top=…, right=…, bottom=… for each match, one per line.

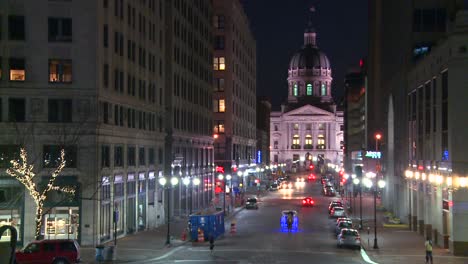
left=212, top=0, right=257, bottom=191
left=368, top=0, right=468, bottom=255
left=163, top=0, right=215, bottom=219
left=0, top=0, right=215, bottom=247
left=256, top=97, right=271, bottom=169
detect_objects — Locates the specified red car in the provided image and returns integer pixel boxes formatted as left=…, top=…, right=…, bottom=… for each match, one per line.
left=302, top=197, right=315, bottom=207
left=15, top=239, right=81, bottom=264
left=308, top=174, right=316, bottom=181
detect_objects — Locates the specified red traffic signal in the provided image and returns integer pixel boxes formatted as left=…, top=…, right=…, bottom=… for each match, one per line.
left=309, top=164, right=314, bottom=170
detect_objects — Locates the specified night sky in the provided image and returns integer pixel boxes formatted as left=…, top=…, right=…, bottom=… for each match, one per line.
left=241, top=0, right=368, bottom=110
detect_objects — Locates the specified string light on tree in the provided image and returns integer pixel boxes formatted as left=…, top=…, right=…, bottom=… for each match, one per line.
left=6, top=148, right=75, bottom=240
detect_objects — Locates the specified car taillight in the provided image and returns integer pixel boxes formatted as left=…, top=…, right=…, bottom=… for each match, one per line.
left=302, top=200, right=306, bottom=204
left=356, top=236, right=360, bottom=241
left=311, top=200, right=314, bottom=204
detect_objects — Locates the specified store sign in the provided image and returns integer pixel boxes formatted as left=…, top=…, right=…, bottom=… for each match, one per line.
left=365, top=151, right=382, bottom=159
left=257, top=150, right=262, bottom=164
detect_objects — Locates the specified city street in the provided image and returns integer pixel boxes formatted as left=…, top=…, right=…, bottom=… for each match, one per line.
left=135, top=173, right=365, bottom=264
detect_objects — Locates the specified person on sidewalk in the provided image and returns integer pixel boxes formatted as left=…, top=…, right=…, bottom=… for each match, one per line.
left=425, top=237, right=433, bottom=264
left=209, top=234, right=215, bottom=254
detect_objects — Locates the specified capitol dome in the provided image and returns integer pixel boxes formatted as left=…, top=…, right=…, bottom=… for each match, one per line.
left=289, top=45, right=331, bottom=70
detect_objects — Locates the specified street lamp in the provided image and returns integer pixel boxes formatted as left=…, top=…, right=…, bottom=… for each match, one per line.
left=159, top=176, right=179, bottom=245
left=218, top=174, right=226, bottom=216
left=182, top=177, right=190, bottom=215
left=373, top=133, right=382, bottom=249
left=226, top=174, right=232, bottom=213
left=352, top=178, right=360, bottom=221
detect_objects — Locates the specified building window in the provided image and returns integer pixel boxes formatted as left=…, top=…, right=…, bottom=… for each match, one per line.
left=213, top=57, right=225, bottom=70
left=8, top=15, right=25, bottom=41
left=138, top=147, right=145, bottom=166
left=148, top=148, right=155, bottom=165
left=213, top=99, right=225, bottom=113
left=213, top=15, right=225, bottom=29
left=102, top=102, right=109, bottom=124
left=214, top=35, right=225, bottom=50
left=321, top=83, right=327, bottom=96
left=214, top=121, right=225, bottom=134
left=9, top=58, right=25, bottom=81
left=318, top=123, right=325, bottom=130
left=158, top=148, right=163, bottom=164
left=128, top=146, right=136, bottom=166
left=49, top=59, right=72, bottom=83
left=305, top=135, right=313, bottom=145
left=101, top=145, right=110, bottom=167
left=307, top=83, right=313, bottom=95
left=317, top=134, right=326, bottom=149
left=0, top=57, right=3, bottom=80
left=103, top=24, right=108, bottom=47
left=43, top=145, right=77, bottom=168
left=306, top=124, right=311, bottom=130
left=214, top=78, right=225, bottom=91
left=103, top=64, right=109, bottom=87
left=273, top=141, right=278, bottom=149
left=293, top=123, right=299, bottom=130
left=274, top=125, right=278, bottom=131
left=48, top=99, right=72, bottom=122
left=293, top=84, right=298, bottom=96
left=292, top=135, right=300, bottom=149
left=114, top=146, right=123, bottom=167
left=48, top=18, right=72, bottom=42
left=8, top=98, right=25, bottom=122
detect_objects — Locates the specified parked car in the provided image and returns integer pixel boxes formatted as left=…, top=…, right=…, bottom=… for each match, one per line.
left=15, top=239, right=81, bottom=264
left=337, top=228, right=361, bottom=249
left=245, top=197, right=259, bottom=209
left=329, top=201, right=343, bottom=212
left=269, top=183, right=279, bottom=191
left=330, top=206, right=346, bottom=218
left=335, top=220, right=354, bottom=235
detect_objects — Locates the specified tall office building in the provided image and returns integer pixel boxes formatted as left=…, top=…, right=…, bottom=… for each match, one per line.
left=163, top=0, right=215, bottom=220
left=212, top=0, right=257, bottom=189
left=0, top=0, right=215, bottom=247
left=368, top=0, right=468, bottom=255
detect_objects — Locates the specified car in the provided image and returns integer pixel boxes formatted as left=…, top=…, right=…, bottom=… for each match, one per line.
left=302, top=197, right=315, bottom=207
left=280, top=210, right=298, bottom=231
left=337, top=228, right=361, bottom=249
left=324, top=186, right=336, bottom=196
left=336, top=217, right=352, bottom=226
left=307, top=174, right=316, bottom=181
left=330, top=206, right=346, bottom=218
left=15, top=239, right=81, bottom=264
left=269, top=183, right=279, bottom=191
left=329, top=201, right=343, bottom=212
left=245, top=197, right=259, bottom=209
left=335, top=220, right=354, bottom=235
left=281, top=181, right=293, bottom=189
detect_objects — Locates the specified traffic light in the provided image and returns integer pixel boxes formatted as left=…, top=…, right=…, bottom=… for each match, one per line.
left=309, top=164, right=314, bottom=170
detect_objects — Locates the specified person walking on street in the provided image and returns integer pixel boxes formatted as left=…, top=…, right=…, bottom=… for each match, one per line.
left=425, top=237, right=433, bottom=264
left=209, top=234, right=215, bottom=254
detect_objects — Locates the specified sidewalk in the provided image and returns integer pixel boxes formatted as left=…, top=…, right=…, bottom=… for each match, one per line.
left=341, top=193, right=468, bottom=263
left=80, top=205, right=246, bottom=263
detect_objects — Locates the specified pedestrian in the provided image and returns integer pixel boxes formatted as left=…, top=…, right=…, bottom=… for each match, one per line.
left=425, top=237, right=433, bottom=264
left=209, top=234, right=215, bottom=254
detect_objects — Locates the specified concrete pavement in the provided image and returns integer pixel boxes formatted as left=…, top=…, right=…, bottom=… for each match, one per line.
left=79, top=190, right=263, bottom=263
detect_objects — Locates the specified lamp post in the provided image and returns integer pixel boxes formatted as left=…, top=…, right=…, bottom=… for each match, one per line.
left=218, top=173, right=225, bottom=216
left=192, top=178, right=201, bottom=214
left=226, top=174, right=232, bottom=214
left=182, top=177, right=190, bottom=215
left=159, top=176, right=179, bottom=245
left=352, top=178, right=360, bottom=220
left=373, top=133, right=382, bottom=249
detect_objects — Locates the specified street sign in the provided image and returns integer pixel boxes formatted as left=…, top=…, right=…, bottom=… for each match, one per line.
left=365, top=151, right=382, bottom=159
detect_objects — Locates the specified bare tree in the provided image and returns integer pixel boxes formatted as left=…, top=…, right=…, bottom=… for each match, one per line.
left=6, top=148, right=74, bottom=240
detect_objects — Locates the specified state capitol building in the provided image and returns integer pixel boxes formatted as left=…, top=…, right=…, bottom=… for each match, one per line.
left=270, top=17, right=344, bottom=172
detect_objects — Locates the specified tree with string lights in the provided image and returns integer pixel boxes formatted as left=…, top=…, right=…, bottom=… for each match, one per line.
left=6, top=148, right=75, bottom=240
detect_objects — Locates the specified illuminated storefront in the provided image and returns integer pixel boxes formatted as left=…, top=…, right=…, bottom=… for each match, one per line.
left=0, top=178, right=24, bottom=243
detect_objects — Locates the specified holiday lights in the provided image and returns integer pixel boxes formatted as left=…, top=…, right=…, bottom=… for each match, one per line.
left=6, top=148, right=74, bottom=239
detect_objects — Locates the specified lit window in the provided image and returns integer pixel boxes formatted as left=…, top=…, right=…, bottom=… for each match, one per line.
left=274, top=141, right=278, bottom=149
left=305, top=135, right=312, bottom=145
left=219, top=99, right=225, bottom=112
left=293, top=83, right=298, bottom=96
left=293, top=123, right=299, bottom=130
left=9, top=58, right=25, bottom=81
left=307, top=83, right=313, bottom=95
left=214, top=121, right=225, bottom=133
left=213, top=57, right=225, bottom=70
left=49, top=59, right=72, bottom=83
left=321, top=83, right=327, bottom=96
left=318, top=134, right=326, bottom=149
left=293, top=135, right=300, bottom=145
left=213, top=15, right=225, bottom=29
left=213, top=99, right=226, bottom=113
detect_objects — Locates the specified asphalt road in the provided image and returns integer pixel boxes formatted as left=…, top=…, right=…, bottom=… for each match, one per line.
left=147, top=172, right=368, bottom=264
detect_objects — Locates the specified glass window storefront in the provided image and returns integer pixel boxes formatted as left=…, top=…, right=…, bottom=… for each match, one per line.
left=100, top=176, right=111, bottom=242
left=42, top=207, right=79, bottom=240
left=0, top=178, right=23, bottom=242
left=138, top=172, right=146, bottom=231
left=127, top=173, right=136, bottom=234
left=114, top=175, right=124, bottom=235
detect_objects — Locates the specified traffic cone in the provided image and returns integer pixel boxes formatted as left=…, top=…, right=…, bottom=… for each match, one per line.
left=197, top=228, right=205, bottom=242
left=230, top=220, right=237, bottom=234
left=181, top=229, right=187, bottom=241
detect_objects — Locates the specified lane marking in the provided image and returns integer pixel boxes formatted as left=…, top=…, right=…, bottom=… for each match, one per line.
left=132, top=246, right=185, bottom=263
left=360, top=248, right=379, bottom=264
